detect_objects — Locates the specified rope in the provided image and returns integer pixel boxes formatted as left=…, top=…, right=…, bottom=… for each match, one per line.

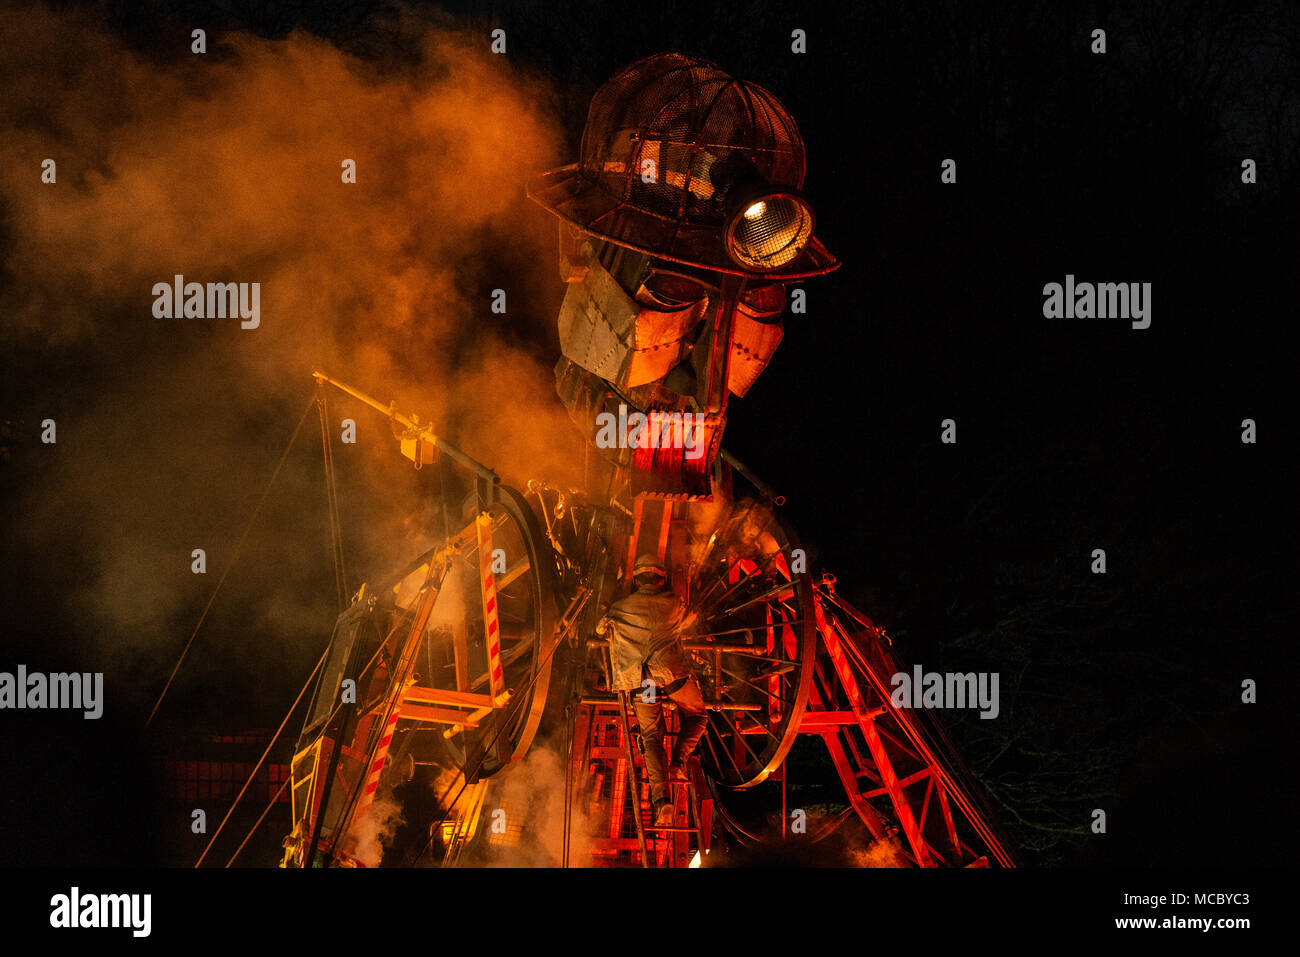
left=295, top=615, right=411, bottom=868
left=226, top=770, right=293, bottom=867
left=194, top=645, right=329, bottom=867
left=318, top=392, right=348, bottom=611
left=146, top=394, right=317, bottom=728
left=318, top=588, right=435, bottom=867
left=216, top=612, right=407, bottom=868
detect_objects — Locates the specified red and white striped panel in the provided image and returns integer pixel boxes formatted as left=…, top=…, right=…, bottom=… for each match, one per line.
left=353, top=707, right=401, bottom=823
left=477, top=513, right=506, bottom=701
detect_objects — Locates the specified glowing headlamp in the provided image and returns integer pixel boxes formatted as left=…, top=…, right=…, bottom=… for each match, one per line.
left=722, top=179, right=815, bottom=272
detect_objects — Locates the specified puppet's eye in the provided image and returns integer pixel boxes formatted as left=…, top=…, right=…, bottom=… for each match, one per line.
left=636, top=273, right=707, bottom=309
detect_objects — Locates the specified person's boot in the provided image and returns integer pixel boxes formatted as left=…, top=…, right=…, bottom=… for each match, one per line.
left=653, top=801, right=675, bottom=828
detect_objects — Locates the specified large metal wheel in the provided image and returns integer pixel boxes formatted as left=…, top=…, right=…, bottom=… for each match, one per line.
left=684, top=499, right=816, bottom=789
left=414, top=484, right=560, bottom=775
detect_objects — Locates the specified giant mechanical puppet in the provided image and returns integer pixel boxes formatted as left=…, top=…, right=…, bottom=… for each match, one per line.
left=281, top=54, right=1015, bottom=869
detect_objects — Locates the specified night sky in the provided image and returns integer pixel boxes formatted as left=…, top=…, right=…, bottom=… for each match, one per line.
left=0, top=0, right=1294, bottom=868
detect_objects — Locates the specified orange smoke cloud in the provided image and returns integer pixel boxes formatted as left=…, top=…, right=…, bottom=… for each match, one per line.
left=0, top=3, right=585, bottom=709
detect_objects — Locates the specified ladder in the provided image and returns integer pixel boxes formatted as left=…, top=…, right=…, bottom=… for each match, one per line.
left=572, top=692, right=713, bottom=868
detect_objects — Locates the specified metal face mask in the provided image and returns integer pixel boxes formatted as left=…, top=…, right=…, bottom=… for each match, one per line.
left=555, top=238, right=709, bottom=399
left=553, top=233, right=788, bottom=498
left=557, top=235, right=787, bottom=407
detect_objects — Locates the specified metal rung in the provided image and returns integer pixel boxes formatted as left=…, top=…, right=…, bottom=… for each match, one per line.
left=581, top=695, right=762, bottom=711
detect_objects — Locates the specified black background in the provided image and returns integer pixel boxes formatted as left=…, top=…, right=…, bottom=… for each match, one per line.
left=0, top=0, right=1295, bottom=869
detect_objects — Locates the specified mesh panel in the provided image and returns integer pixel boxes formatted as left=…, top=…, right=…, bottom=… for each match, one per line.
left=581, top=54, right=806, bottom=227
left=529, top=53, right=837, bottom=279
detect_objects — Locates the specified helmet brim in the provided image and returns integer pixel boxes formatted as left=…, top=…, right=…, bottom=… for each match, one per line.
left=527, top=165, right=839, bottom=281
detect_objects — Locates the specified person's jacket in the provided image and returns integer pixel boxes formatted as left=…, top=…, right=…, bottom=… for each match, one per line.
left=597, top=584, right=697, bottom=692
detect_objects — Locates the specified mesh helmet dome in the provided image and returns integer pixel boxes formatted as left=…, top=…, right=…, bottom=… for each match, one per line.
left=528, top=53, right=838, bottom=279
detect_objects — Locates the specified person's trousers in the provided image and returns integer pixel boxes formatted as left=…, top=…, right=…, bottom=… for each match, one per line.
left=632, top=676, right=708, bottom=805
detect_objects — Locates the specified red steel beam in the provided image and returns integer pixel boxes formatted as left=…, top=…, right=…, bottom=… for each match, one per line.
left=814, top=595, right=933, bottom=866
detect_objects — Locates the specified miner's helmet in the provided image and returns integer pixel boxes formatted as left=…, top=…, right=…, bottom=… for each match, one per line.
left=527, top=53, right=838, bottom=279
left=632, top=554, right=667, bottom=582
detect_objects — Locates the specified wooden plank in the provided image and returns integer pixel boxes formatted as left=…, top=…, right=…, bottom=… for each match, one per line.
left=496, top=558, right=531, bottom=591
left=401, top=703, right=480, bottom=727
left=403, top=685, right=495, bottom=710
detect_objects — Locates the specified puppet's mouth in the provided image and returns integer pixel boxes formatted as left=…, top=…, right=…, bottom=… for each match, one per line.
left=626, top=406, right=724, bottom=501
left=590, top=401, right=724, bottom=500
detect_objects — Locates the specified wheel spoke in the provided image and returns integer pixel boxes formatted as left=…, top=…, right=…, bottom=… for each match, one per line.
left=712, top=579, right=797, bottom=619
left=701, top=726, right=728, bottom=777
left=713, top=708, right=765, bottom=767
left=705, top=713, right=747, bottom=779
left=718, top=663, right=791, bottom=707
